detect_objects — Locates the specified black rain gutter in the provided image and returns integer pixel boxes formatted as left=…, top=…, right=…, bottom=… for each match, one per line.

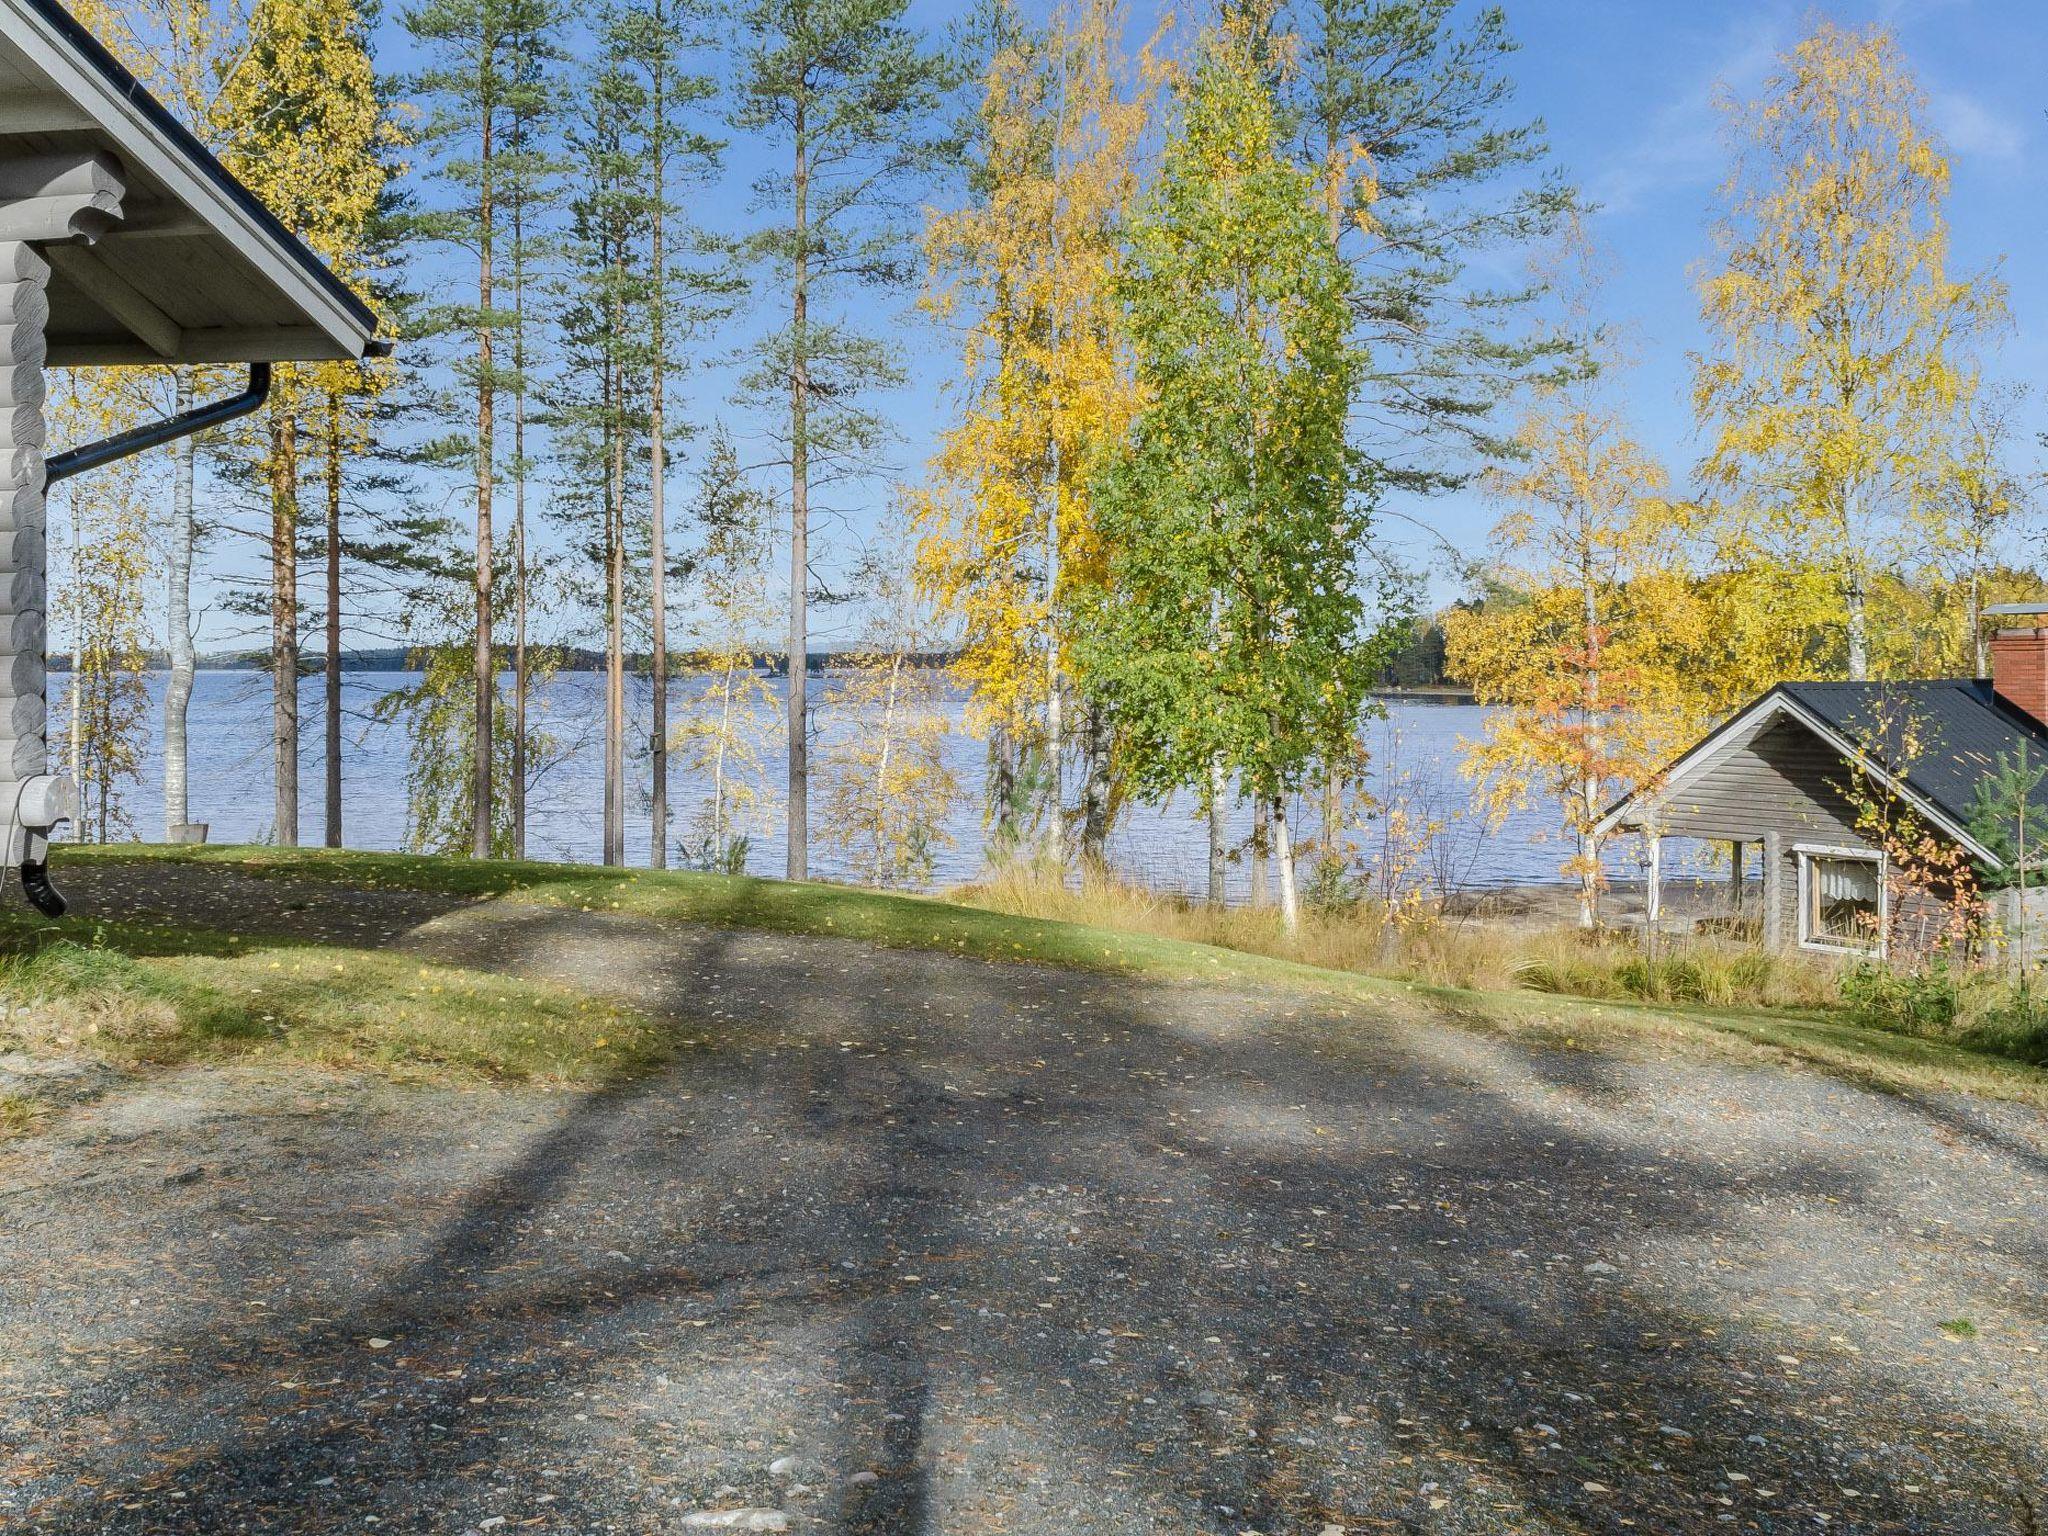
left=46, top=362, right=270, bottom=484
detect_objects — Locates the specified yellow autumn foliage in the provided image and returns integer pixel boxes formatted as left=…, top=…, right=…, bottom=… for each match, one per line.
left=911, top=0, right=1153, bottom=744
left=1693, top=19, right=2007, bottom=681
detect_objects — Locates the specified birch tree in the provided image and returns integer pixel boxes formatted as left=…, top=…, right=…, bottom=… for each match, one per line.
left=63, top=0, right=238, bottom=844
left=215, top=0, right=394, bottom=847
left=1071, top=12, right=1374, bottom=930
left=1693, top=19, right=2006, bottom=681
left=818, top=511, right=959, bottom=887
left=675, top=428, right=780, bottom=872
left=1444, top=252, right=1702, bottom=928
left=1933, top=384, right=2033, bottom=679
left=914, top=0, right=1149, bottom=870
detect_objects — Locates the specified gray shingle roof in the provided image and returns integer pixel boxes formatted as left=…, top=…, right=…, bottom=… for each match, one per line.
left=1777, top=678, right=2048, bottom=838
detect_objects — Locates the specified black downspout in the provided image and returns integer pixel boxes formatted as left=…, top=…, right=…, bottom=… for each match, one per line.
left=46, top=362, right=272, bottom=484
left=27, top=363, right=273, bottom=918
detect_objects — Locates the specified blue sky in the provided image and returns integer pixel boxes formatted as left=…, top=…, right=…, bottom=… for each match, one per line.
left=145, top=0, right=2048, bottom=651
left=1505, top=0, right=2048, bottom=551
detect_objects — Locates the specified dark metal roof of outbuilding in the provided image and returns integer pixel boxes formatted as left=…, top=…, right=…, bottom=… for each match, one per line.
left=1777, top=677, right=2048, bottom=835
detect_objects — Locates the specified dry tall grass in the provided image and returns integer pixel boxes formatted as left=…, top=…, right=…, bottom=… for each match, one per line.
left=953, top=864, right=1845, bottom=1010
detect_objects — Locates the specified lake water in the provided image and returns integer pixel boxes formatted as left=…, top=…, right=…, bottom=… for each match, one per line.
left=55, top=669, right=1662, bottom=899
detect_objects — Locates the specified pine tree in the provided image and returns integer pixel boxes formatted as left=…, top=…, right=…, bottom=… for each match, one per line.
left=501, top=2, right=565, bottom=859
left=551, top=18, right=647, bottom=865
left=1281, top=0, right=1580, bottom=491
left=215, top=0, right=396, bottom=847
left=403, top=0, right=564, bottom=855
left=614, top=0, right=724, bottom=868
left=729, top=0, right=957, bottom=881
left=1280, top=0, right=1580, bottom=869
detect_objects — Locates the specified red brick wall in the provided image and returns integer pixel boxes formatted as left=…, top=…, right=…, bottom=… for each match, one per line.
left=1992, top=628, right=2048, bottom=727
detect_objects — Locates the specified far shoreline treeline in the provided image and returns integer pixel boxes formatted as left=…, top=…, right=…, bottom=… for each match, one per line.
left=52, top=648, right=1472, bottom=703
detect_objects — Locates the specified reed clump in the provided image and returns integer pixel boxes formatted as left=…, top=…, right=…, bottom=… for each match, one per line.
left=955, top=864, right=1844, bottom=1011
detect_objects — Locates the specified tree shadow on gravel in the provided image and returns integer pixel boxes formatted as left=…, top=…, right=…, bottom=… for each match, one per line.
left=6, top=892, right=2047, bottom=1534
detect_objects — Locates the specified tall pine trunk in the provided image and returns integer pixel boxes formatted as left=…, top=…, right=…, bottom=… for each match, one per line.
left=324, top=390, right=343, bottom=848
left=164, top=375, right=194, bottom=842
left=270, top=406, right=298, bottom=847
left=472, top=113, right=496, bottom=859
left=603, top=340, right=625, bottom=866
left=648, top=77, right=670, bottom=870
left=785, top=104, right=810, bottom=881
left=511, top=170, right=529, bottom=859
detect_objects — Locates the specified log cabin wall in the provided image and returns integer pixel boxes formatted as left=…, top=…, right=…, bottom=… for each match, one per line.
left=0, top=240, right=48, bottom=864
left=1649, top=716, right=1877, bottom=947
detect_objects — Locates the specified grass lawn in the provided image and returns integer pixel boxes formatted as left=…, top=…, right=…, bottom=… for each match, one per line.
left=13, top=841, right=2048, bottom=1112
left=0, top=901, right=660, bottom=1105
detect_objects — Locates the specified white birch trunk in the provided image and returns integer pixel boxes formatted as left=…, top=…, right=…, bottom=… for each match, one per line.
left=165, top=374, right=194, bottom=839
left=872, top=655, right=901, bottom=886
left=1272, top=794, right=1299, bottom=931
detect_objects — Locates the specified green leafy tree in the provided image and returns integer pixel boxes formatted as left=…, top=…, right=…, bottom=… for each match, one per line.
left=1280, top=0, right=1578, bottom=862
left=729, top=0, right=957, bottom=880
left=1071, top=12, right=1379, bottom=929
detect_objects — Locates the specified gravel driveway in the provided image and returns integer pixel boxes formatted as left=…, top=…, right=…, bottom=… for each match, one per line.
left=2, top=867, right=2045, bottom=1534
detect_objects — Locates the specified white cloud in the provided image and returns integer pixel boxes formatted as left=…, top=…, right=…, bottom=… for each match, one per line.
left=1588, top=12, right=1786, bottom=216
left=1929, top=89, right=2027, bottom=163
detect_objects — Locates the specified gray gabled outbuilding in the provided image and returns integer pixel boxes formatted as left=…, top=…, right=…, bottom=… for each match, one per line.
left=1596, top=632, right=2048, bottom=959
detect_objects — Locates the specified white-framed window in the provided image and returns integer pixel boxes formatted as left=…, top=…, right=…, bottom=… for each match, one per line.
left=1795, top=845, right=1886, bottom=956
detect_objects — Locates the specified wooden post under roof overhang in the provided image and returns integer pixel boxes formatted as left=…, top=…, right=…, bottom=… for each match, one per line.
left=1762, top=830, right=1786, bottom=950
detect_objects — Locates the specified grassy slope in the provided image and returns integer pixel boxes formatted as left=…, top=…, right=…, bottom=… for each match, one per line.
left=0, top=897, right=659, bottom=1099
left=48, top=843, right=2048, bottom=1110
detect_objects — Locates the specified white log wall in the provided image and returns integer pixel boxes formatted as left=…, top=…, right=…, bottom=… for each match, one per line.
left=0, top=240, right=50, bottom=855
